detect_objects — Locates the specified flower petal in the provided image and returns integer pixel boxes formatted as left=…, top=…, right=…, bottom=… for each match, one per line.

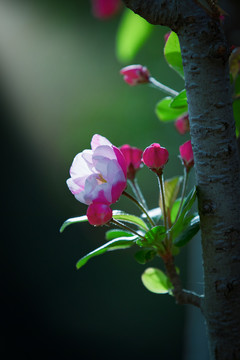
left=91, top=134, right=112, bottom=151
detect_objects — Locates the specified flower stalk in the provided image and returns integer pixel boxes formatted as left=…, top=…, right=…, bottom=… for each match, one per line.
left=149, top=77, right=179, bottom=97
left=110, top=218, right=145, bottom=239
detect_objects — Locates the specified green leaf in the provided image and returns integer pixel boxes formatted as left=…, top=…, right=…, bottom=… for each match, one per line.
left=161, top=176, right=183, bottom=211
left=155, top=97, right=188, bottom=122
left=181, top=186, right=197, bottom=216
left=170, top=89, right=188, bottom=108
left=60, top=215, right=88, bottom=233
left=174, top=215, right=200, bottom=247
left=234, top=74, right=240, bottom=97
left=134, top=249, right=157, bottom=264
left=229, top=47, right=240, bottom=80
left=233, top=98, right=240, bottom=131
left=164, top=31, right=184, bottom=79
left=137, top=226, right=166, bottom=247
left=170, top=198, right=181, bottom=223
left=170, top=187, right=197, bottom=238
left=112, top=210, right=149, bottom=231
left=105, top=229, right=133, bottom=241
left=116, top=8, right=153, bottom=63
left=141, top=267, right=172, bottom=294
left=76, top=235, right=138, bottom=270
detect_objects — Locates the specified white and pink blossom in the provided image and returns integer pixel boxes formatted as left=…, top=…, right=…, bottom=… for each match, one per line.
left=67, top=134, right=127, bottom=206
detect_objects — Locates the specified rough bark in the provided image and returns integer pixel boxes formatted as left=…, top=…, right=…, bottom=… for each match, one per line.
left=122, top=1, right=240, bottom=359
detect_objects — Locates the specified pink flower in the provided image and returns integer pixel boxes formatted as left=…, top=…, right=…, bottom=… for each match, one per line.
left=87, top=203, right=112, bottom=226
left=119, top=144, right=143, bottom=180
left=179, top=140, right=194, bottom=172
left=91, top=0, right=121, bottom=19
left=67, top=134, right=127, bottom=205
left=175, top=113, right=190, bottom=135
left=142, top=143, right=169, bottom=174
left=120, top=65, right=150, bottom=86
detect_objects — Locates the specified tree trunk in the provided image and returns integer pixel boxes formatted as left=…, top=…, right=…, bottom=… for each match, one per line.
left=122, top=1, right=240, bottom=358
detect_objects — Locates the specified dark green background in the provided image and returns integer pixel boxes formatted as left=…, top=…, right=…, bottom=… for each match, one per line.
left=0, top=1, right=219, bottom=359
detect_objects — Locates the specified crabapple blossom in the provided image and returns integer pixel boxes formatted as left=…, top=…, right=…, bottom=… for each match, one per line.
left=142, top=143, right=169, bottom=174
left=87, top=203, right=112, bottom=226
left=179, top=140, right=194, bottom=172
left=119, top=144, right=143, bottom=180
left=120, top=65, right=150, bottom=86
left=67, top=134, right=127, bottom=206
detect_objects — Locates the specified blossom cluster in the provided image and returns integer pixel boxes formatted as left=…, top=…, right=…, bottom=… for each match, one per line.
left=67, top=135, right=194, bottom=226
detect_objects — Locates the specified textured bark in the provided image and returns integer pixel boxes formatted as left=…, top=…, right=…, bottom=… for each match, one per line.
left=122, top=1, right=240, bottom=359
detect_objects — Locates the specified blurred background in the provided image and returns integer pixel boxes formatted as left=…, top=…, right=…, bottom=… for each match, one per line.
left=2, top=0, right=238, bottom=359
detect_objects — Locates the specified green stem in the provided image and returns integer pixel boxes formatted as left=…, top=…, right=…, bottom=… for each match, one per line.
left=128, top=178, right=148, bottom=210
left=110, top=219, right=145, bottom=239
left=174, top=167, right=189, bottom=224
left=122, top=191, right=155, bottom=227
left=157, top=173, right=168, bottom=230
left=149, top=77, right=179, bottom=97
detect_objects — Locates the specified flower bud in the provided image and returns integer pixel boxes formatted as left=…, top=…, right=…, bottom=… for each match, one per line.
left=142, top=143, right=169, bottom=174
left=87, top=203, right=112, bottom=226
left=175, top=113, right=190, bottom=135
left=179, top=140, right=194, bottom=172
left=91, top=0, right=121, bottom=19
left=120, top=65, right=150, bottom=86
left=119, top=144, right=143, bottom=180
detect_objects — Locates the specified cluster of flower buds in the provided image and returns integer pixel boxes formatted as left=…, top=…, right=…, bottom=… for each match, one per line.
left=67, top=134, right=194, bottom=226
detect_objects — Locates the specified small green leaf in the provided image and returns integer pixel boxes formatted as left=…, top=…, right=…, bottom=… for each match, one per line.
left=144, top=226, right=166, bottom=245
left=116, top=8, right=153, bottom=63
left=164, top=31, right=184, bottom=79
left=155, top=97, right=188, bottom=122
left=174, top=215, right=200, bottom=247
left=60, top=215, right=88, bottom=233
left=170, top=89, right=188, bottom=108
left=112, top=210, right=149, bottom=231
left=137, top=225, right=166, bottom=248
left=105, top=229, right=133, bottom=241
left=141, top=267, right=172, bottom=294
left=134, top=249, right=157, bottom=264
left=161, top=176, right=183, bottom=211
left=76, top=235, right=138, bottom=270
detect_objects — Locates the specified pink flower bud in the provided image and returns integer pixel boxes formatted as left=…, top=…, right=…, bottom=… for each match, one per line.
left=119, top=144, right=143, bottom=180
left=87, top=203, right=112, bottom=226
left=120, top=65, right=150, bottom=86
left=142, top=143, right=169, bottom=174
left=175, top=113, right=190, bottom=135
left=91, top=0, right=121, bottom=19
left=179, top=140, right=194, bottom=172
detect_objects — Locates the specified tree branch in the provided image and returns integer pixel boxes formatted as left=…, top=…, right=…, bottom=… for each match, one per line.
left=163, top=255, right=204, bottom=309
left=121, top=1, right=240, bottom=358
